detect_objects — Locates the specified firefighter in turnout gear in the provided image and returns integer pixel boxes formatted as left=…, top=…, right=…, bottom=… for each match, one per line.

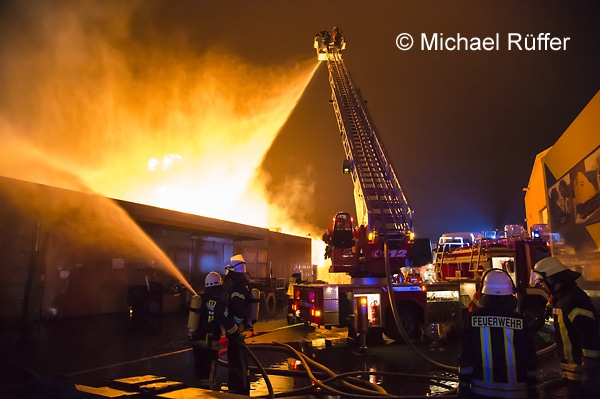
left=458, top=269, right=537, bottom=399
left=534, top=257, right=600, bottom=399
left=224, top=254, right=251, bottom=395
left=188, top=272, right=233, bottom=389
left=287, top=269, right=302, bottom=324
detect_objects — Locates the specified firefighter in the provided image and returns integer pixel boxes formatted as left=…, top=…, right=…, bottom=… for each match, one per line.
left=287, top=268, right=302, bottom=324
left=322, top=223, right=334, bottom=259
left=533, top=257, right=600, bottom=399
left=223, top=254, right=251, bottom=395
left=188, top=272, right=233, bottom=390
left=458, top=269, right=537, bottom=399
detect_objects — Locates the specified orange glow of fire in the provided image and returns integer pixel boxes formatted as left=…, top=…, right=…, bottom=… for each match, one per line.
left=0, top=4, right=333, bottom=276
left=2, top=56, right=319, bottom=226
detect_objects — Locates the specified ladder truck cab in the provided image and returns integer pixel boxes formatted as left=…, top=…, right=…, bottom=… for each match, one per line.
left=291, top=28, right=437, bottom=343
left=322, top=212, right=426, bottom=278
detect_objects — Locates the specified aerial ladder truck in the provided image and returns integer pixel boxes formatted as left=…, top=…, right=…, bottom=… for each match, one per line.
left=291, top=28, right=453, bottom=342
left=293, top=28, right=553, bottom=343
left=290, top=29, right=556, bottom=349
left=315, top=27, right=425, bottom=277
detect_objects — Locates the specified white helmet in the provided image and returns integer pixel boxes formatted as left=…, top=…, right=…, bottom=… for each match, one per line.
left=534, top=257, right=568, bottom=278
left=481, top=269, right=515, bottom=296
left=205, top=271, right=223, bottom=287
left=226, top=254, right=246, bottom=273
left=534, top=256, right=580, bottom=282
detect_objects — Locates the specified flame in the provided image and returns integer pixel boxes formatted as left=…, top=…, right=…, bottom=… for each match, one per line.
left=0, top=3, right=329, bottom=277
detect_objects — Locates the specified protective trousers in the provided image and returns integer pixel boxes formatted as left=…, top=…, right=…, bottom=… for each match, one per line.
left=227, top=334, right=249, bottom=395
left=192, top=336, right=220, bottom=389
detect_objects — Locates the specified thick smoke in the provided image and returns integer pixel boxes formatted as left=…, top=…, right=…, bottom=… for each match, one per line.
left=0, top=2, right=328, bottom=288
left=0, top=1, right=319, bottom=230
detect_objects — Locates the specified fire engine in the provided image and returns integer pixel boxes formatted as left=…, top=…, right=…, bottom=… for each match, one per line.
left=434, top=226, right=551, bottom=331
left=291, top=28, right=552, bottom=342
left=292, top=28, right=443, bottom=342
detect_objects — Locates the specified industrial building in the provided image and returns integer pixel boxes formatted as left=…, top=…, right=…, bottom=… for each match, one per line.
left=0, top=176, right=312, bottom=325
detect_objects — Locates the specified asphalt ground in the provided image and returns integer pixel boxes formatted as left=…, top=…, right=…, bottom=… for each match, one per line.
left=0, top=305, right=570, bottom=399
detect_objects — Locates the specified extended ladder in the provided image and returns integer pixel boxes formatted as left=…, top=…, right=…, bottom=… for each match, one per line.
left=324, top=49, right=412, bottom=239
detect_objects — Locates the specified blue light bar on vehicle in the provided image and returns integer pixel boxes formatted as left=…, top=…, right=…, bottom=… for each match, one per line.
left=385, top=285, right=424, bottom=292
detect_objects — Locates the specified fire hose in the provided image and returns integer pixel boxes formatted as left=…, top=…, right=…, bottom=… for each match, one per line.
left=229, top=333, right=275, bottom=399
left=383, top=240, right=459, bottom=373
left=381, top=239, right=558, bottom=394
left=219, top=340, right=460, bottom=398
left=55, top=318, right=555, bottom=398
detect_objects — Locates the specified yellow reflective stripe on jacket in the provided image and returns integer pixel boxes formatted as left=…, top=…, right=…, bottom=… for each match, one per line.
left=504, top=327, right=517, bottom=384
left=480, top=326, right=493, bottom=382
left=206, top=299, right=216, bottom=323
left=226, top=325, right=238, bottom=335
left=554, top=308, right=574, bottom=364
left=231, top=292, right=246, bottom=300
left=478, top=325, right=518, bottom=385
left=560, top=363, right=583, bottom=381
left=568, top=307, right=596, bottom=322
left=583, top=348, right=600, bottom=359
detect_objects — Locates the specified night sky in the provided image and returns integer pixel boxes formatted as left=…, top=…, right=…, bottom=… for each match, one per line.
left=2, top=1, right=600, bottom=242
left=255, top=1, right=600, bottom=240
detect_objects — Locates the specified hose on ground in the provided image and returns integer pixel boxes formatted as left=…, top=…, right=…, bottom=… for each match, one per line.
left=230, top=334, right=275, bottom=399
left=250, top=342, right=388, bottom=396
left=275, top=342, right=389, bottom=397
left=381, top=240, right=556, bottom=375
left=383, top=240, right=458, bottom=373
left=241, top=341, right=459, bottom=398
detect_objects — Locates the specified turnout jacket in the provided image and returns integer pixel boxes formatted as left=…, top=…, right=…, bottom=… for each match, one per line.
left=459, top=303, right=537, bottom=398
left=550, top=281, right=600, bottom=383
left=191, top=288, right=234, bottom=343
left=224, top=272, right=251, bottom=330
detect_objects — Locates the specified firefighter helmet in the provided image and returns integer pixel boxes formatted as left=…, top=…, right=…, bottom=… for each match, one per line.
left=534, top=257, right=580, bottom=281
left=534, top=257, right=567, bottom=278
left=205, top=271, right=223, bottom=287
left=226, top=254, right=246, bottom=273
left=481, top=269, right=515, bottom=296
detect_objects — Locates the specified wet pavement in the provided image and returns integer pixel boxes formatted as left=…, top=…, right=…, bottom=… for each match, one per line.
left=0, top=305, right=569, bottom=398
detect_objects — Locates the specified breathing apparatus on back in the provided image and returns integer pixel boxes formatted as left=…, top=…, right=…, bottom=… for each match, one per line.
left=247, top=287, right=260, bottom=331
left=187, top=272, right=224, bottom=335
left=187, top=294, right=202, bottom=335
